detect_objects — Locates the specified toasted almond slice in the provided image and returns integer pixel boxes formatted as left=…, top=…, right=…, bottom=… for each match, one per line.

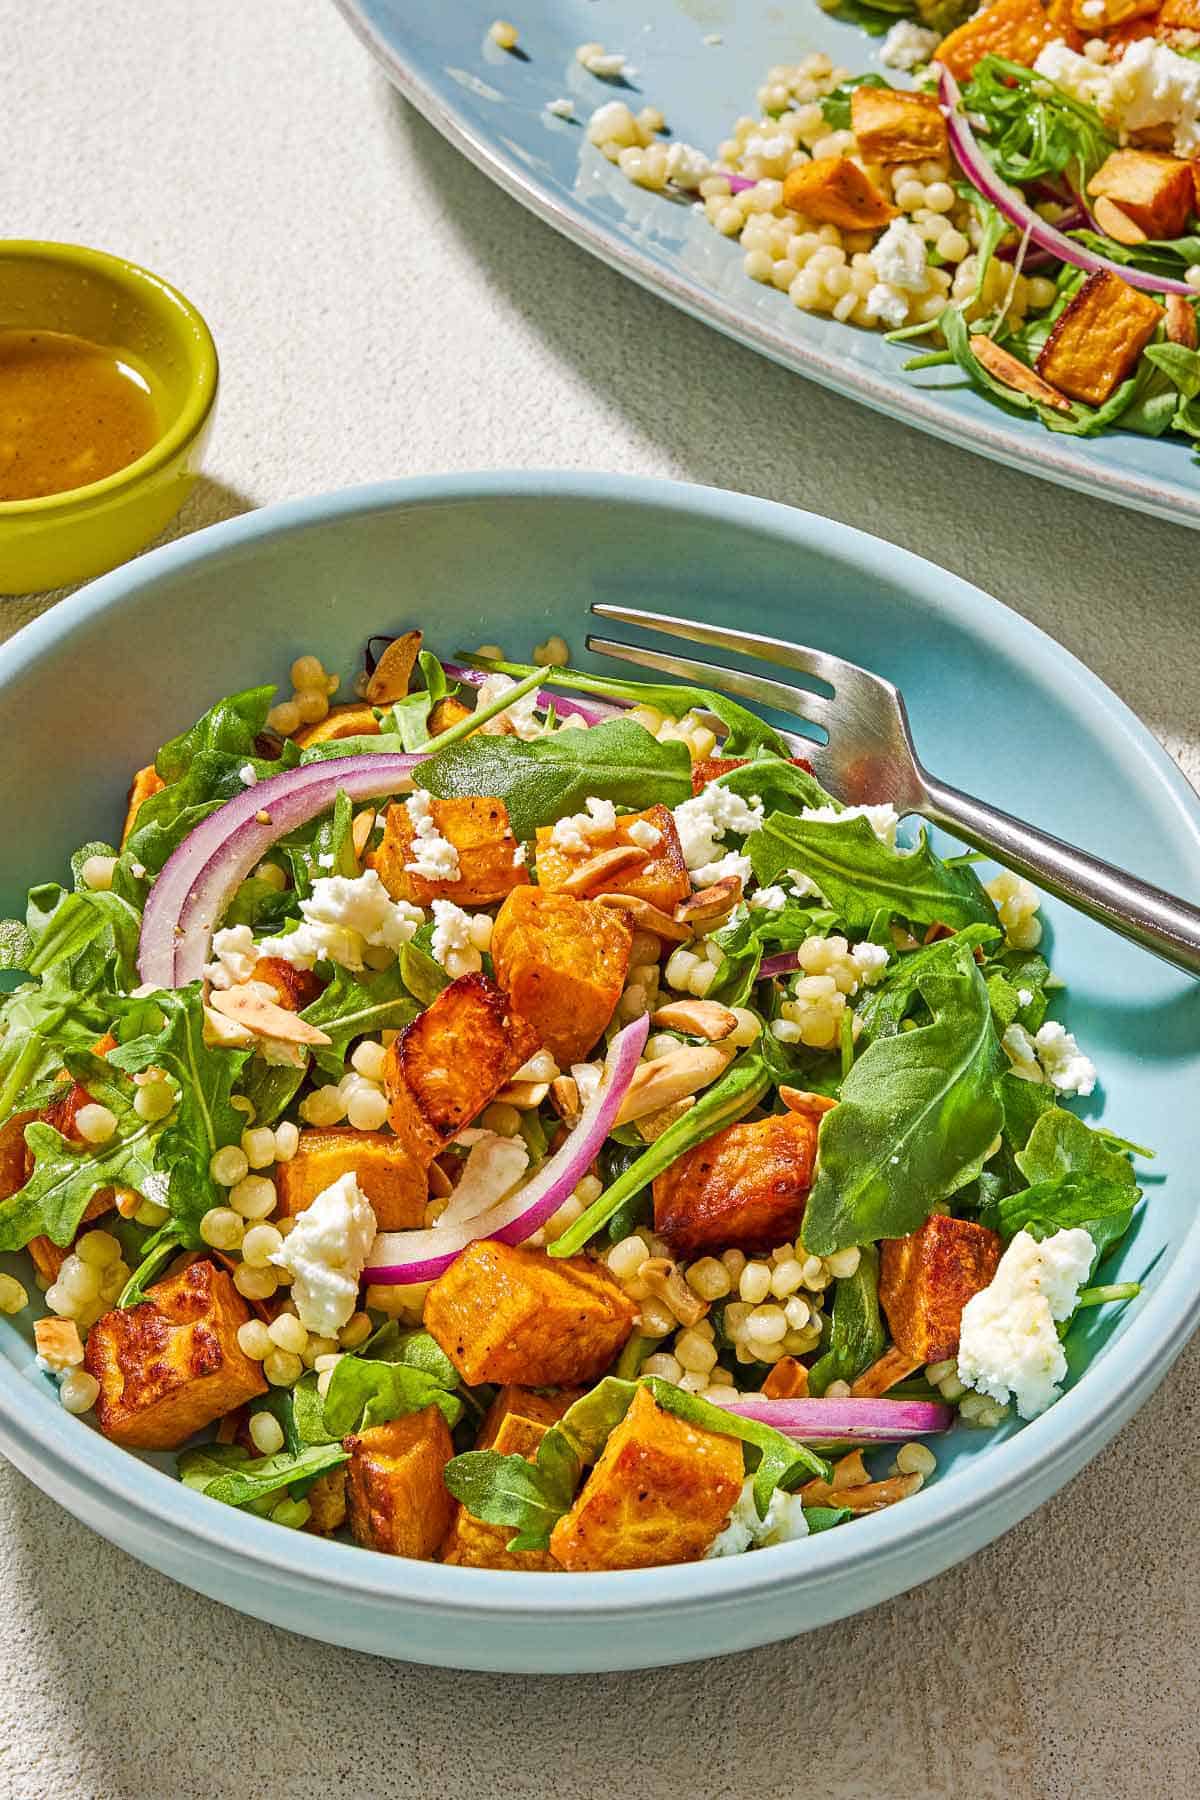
left=779, top=1085, right=838, bottom=1120
left=969, top=334, right=1074, bottom=414
left=351, top=808, right=377, bottom=861
left=675, top=875, right=743, bottom=924
left=33, top=1316, right=84, bottom=1368
left=635, top=1095, right=695, bottom=1143
left=650, top=999, right=738, bottom=1041
left=639, top=1256, right=709, bottom=1327
left=595, top=892, right=693, bottom=942
left=548, top=1075, right=581, bottom=1122
left=829, top=1448, right=872, bottom=1491
left=427, top=1157, right=455, bottom=1199
left=760, top=1355, right=808, bottom=1400
left=614, top=1044, right=733, bottom=1126
left=203, top=1004, right=257, bottom=1050
left=1166, top=292, right=1198, bottom=349
left=209, top=984, right=332, bottom=1046
left=558, top=845, right=651, bottom=897
left=365, top=629, right=422, bottom=703
left=494, top=1079, right=551, bottom=1108
left=799, top=1471, right=923, bottom=1512
left=1092, top=194, right=1147, bottom=246
left=850, top=1345, right=922, bottom=1399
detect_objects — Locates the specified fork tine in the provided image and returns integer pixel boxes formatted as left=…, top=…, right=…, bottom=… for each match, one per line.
left=585, top=633, right=832, bottom=731
left=590, top=603, right=856, bottom=690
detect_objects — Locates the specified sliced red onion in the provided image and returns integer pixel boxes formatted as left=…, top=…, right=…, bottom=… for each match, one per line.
left=137, top=754, right=426, bottom=989
left=759, top=951, right=800, bottom=980
left=941, top=67, right=1195, bottom=297
left=363, top=1014, right=649, bottom=1284
left=715, top=169, right=758, bottom=194
left=441, top=662, right=627, bottom=726
left=718, top=1396, right=953, bottom=1442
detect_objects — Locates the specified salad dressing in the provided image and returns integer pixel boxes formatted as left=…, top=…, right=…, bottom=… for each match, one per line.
left=0, top=329, right=159, bottom=501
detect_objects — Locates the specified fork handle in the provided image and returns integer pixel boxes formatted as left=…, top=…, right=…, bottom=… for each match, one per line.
left=921, top=775, right=1200, bottom=980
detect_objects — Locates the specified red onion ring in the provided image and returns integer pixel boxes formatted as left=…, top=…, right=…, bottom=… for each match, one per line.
left=717, top=1395, right=953, bottom=1441
left=441, top=663, right=626, bottom=726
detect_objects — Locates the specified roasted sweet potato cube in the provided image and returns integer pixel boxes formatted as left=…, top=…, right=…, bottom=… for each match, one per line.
left=343, top=1405, right=454, bottom=1558
left=383, top=972, right=540, bottom=1161
left=273, top=1126, right=427, bottom=1231
left=424, top=1240, right=637, bottom=1387
left=691, top=754, right=813, bottom=795
left=428, top=695, right=474, bottom=736
left=1160, top=0, right=1200, bottom=26
left=653, top=1112, right=819, bottom=1258
left=879, top=1212, right=1003, bottom=1363
left=1036, top=269, right=1162, bottom=404
left=782, top=156, right=896, bottom=229
left=1087, top=149, right=1194, bottom=239
left=249, top=956, right=322, bottom=1013
left=121, top=763, right=165, bottom=846
left=440, top=1385, right=577, bottom=1570
left=1070, top=0, right=1157, bottom=25
left=370, top=794, right=530, bottom=907
left=304, top=1467, right=348, bottom=1536
left=936, top=0, right=1057, bottom=79
left=490, top=887, right=632, bottom=1068
left=83, top=1260, right=267, bottom=1450
left=293, top=703, right=382, bottom=750
left=534, top=804, right=689, bottom=915
left=549, top=1386, right=742, bottom=1571
left=761, top=1356, right=809, bottom=1399
left=0, top=1108, right=34, bottom=1202
left=851, top=86, right=948, bottom=163
left=28, top=1192, right=114, bottom=1286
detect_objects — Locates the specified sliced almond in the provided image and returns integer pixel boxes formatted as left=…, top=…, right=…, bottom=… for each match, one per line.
left=850, top=1345, right=921, bottom=1398
left=639, top=1256, right=709, bottom=1327
left=33, top=1316, right=84, bottom=1369
left=558, top=844, right=651, bottom=897
left=635, top=1095, right=695, bottom=1143
left=674, top=874, right=743, bottom=924
left=351, top=807, right=377, bottom=862
left=829, top=1448, right=872, bottom=1492
left=548, top=1075, right=581, bottom=1123
left=209, top=984, right=332, bottom=1046
left=969, top=334, right=1074, bottom=414
left=614, top=1044, right=733, bottom=1126
left=650, top=998, right=738, bottom=1041
left=427, top=1157, right=455, bottom=1199
left=493, top=1080, right=550, bottom=1109
left=799, top=1471, right=923, bottom=1512
left=1166, top=292, right=1198, bottom=349
left=595, top=892, right=693, bottom=943
left=779, top=1086, right=838, bottom=1120
left=365, top=629, right=422, bottom=703
left=1092, top=194, right=1147, bottom=246
left=203, top=1004, right=257, bottom=1050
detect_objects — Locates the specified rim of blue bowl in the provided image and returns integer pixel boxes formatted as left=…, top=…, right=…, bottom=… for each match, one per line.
left=0, top=469, right=1197, bottom=1621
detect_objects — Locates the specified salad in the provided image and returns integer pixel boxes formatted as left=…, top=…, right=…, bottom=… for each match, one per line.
left=0, top=631, right=1146, bottom=1570
left=586, top=3, right=1200, bottom=450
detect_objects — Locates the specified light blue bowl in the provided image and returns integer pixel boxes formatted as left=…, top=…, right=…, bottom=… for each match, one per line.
left=0, top=472, right=1196, bottom=1672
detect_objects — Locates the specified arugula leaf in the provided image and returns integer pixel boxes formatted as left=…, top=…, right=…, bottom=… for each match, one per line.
left=116, top=1221, right=182, bottom=1308
left=311, top=788, right=357, bottom=882
left=820, top=73, right=888, bottom=129
left=0, top=980, right=115, bottom=1122
left=802, top=942, right=1003, bottom=1253
left=712, top=755, right=835, bottom=817
left=320, top=1356, right=462, bottom=1434
left=0, top=919, right=34, bottom=970
left=703, top=909, right=763, bottom=1008
left=751, top=811, right=997, bottom=932
left=1010, top=1106, right=1140, bottom=1267
left=856, top=925, right=1001, bottom=1039
left=803, top=1504, right=854, bottom=1532
left=398, top=919, right=451, bottom=1007
left=986, top=1173, right=1137, bottom=1243
left=178, top=1440, right=348, bottom=1508
left=550, top=1052, right=773, bottom=1255
left=24, top=886, right=142, bottom=989
left=238, top=1058, right=306, bottom=1128
left=445, top=1446, right=579, bottom=1553
left=362, top=1321, right=460, bottom=1387
left=458, top=655, right=793, bottom=760
left=937, top=304, right=1157, bottom=439
left=996, top=1066, right=1056, bottom=1156
left=299, top=965, right=417, bottom=1078
left=962, top=54, right=1115, bottom=185
left=807, top=1245, right=885, bottom=1395
left=390, top=651, right=457, bottom=751
left=422, top=717, right=693, bottom=841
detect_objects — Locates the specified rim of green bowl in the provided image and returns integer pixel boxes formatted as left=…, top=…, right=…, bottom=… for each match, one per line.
left=0, top=239, right=219, bottom=517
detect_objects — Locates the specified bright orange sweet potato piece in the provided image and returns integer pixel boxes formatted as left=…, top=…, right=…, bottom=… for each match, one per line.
left=293, top=703, right=382, bottom=750
left=850, top=86, right=948, bottom=163
left=653, top=1111, right=818, bottom=1258
left=428, top=695, right=474, bottom=736
left=84, top=1260, right=267, bottom=1450
left=273, top=1126, right=427, bottom=1231
left=490, top=886, right=632, bottom=1068
left=879, top=1212, right=1003, bottom=1363
left=782, top=156, right=896, bottom=229
left=424, top=1239, right=637, bottom=1387
left=936, top=0, right=1057, bottom=79
left=1036, top=269, right=1162, bottom=404
left=1087, top=149, right=1194, bottom=239
left=248, top=956, right=322, bottom=1013
left=383, top=972, right=540, bottom=1162
left=1159, top=0, right=1200, bottom=27
left=761, top=1355, right=809, bottom=1399
left=690, top=754, right=814, bottom=795
left=343, top=1405, right=454, bottom=1557
left=370, top=794, right=530, bottom=907
left=534, top=804, right=690, bottom=915
left=440, top=1385, right=578, bottom=1570
left=121, top=764, right=165, bottom=846
left=549, top=1386, right=743, bottom=1571
left=1070, top=0, right=1157, bottom=25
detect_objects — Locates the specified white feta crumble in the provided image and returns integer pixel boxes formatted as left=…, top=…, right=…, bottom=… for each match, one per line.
left=550, top=795, right=618, bottom=854
left=270, top=1171, right=377, bottom=1336
left=706, top=1477, right=810, bottom=1557
left=626, top=816, right=663, bottom=851
left=474, top=672, right=542, bottom=741
left=1035, top=36, right=1200, bottom=156
left=665, top=141, right=712, bottom=189
left=749, top=884, right=788, bottom=913
left=865, top=285, right=908, bottom=329
left=879, top=20, right=940, bottom=69
left=957, top=1227, right=1094, bottom=1419
left=576, top=41, right=633, bottom=79
left=316, top=852, right=335, bottom=869
left=512, top=841, right=528, bottom=867
left=258, top=870, right=423, bottom=972
left=546, top=96, right=575, bottom=118
left=238, top=762, right=258, bottom=787
left=1002, top=1022, right=1043, bottom=1084
left=870, top=219, right=928, bottom=292
left=430, top=898, right=477, bottom=972
left=850, top=941, right=891, bottom=985
left=672, top=785, right=764, bottom=878
left=205, top=924, right=259, bottom=990
left=702, top=31, right=723, bottom=46
left=405, top=787, right=462, bottom=881
left=1033, top=1021, right=1097, bottom=1097
left=1017, top=987, right=1034, bottom=1007
left=691, top=849, right=754, bottom=889
left=800, top=801, right=901, bottom=847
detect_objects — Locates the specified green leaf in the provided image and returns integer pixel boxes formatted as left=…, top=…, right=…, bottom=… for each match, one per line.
left=238, top=1058, right=306, bottom=1128
left=703, top=908, right=763, bottom=1008
left=711, top=755, right=835, bottom=819
left=390, top=651, right=457, bottom=751
left=961, top=54, right=1115, bottom=186
left=311, top=788, right=358, bottom=881
left=116, top=1221, right=182, bottom=1308
left=751, top=812, right=998, bottom=932
left=856, top=925, right=1002, bottom=1040
left=24, top=887, right=142, bottom=988
left=802, top=942, right=1003, bottom=1253
left=820, top=73, right=888, bottom=129
left=986, top=1173, right=1136, bottom=1243
left=803, top=1504, right=854, bottom=1533
left=1011, top=1106, right=1140, bottom=1269
left=549, top=1052, right=773, bottom=1256
left=398, top=922, right=451, bottom=1006
left=996, top=1067, right=1056, bottom=1156
left=444, top=1447, right=578, bottom=1553
left=421, top=717, right=693, bottom=841
left=179, top=1440, right=348, bottom=1508
left=0, top=919, right=33, bottom=971
left=807, top=1245, right=885, bottom=1395
left=320, top=1356, right=462, bottom=1434
left=299, top=965, right=418, bottom=1078
left=363, top=1321, right=460, bottom=1388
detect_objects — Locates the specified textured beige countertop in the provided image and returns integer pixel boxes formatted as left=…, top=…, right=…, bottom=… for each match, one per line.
left=2, top=3, right=1198, bottom=1794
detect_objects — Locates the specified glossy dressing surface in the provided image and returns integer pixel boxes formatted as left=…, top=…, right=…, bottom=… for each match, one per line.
left=0, top=328, right=159, bottom=501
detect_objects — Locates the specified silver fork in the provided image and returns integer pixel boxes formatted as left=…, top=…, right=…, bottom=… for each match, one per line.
left=588, top=603, right=1200, bottom=980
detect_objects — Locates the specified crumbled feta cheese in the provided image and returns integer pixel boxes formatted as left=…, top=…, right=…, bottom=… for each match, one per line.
left=405, top=787, right=462, bottom=881
left=879, top=20, right=940, bottom=69
left=474, top=672, right=542, bottom=741
left=749, top=884, right=788, bottom=913
left=850, top=941, right=891, bottom=985
left=257, top=871, right=423, bottom=972
left=665, top=141, right=712, bottom=189
left=316, top=852, right=335, bottom=869
left=871, top=219, right=928, bottom=293
left=1033, top=1021, right=1097, bottom=1097
left=626, top=817, right=663, bottom=851
left=1002, top=1022, right=1043, bottom=1084
left=270, top=1171, right=377, bottom=1336
left=800, top=801, right=901, bottom=847
left=430, top=898, right=476, bottom=972
left=672, top=785, right=764, bottom=876
left=238, top=762, right=258, bottom=787
left=706, top=1477, right=810, bottom=1557
left=1035, top=36, right=1200, bottom=156
left=205, top=924, right=259, bottom=990
left=576, top=41, right=632, bottom=79
left=986, top=869, right=1043, bottom=950
left=1017, top=987, right=1034, bottom=1007
left=551, top=795, right=618, bottom=853
left=957, top=1227, right=1094, bottom=1419
left=691, top=849, right=754, bottom=889
left=865, top=285, right=908, bottom=329
left=512, top=841, right=528, bottom=867
left=546, top=96, right=575, bottom=118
